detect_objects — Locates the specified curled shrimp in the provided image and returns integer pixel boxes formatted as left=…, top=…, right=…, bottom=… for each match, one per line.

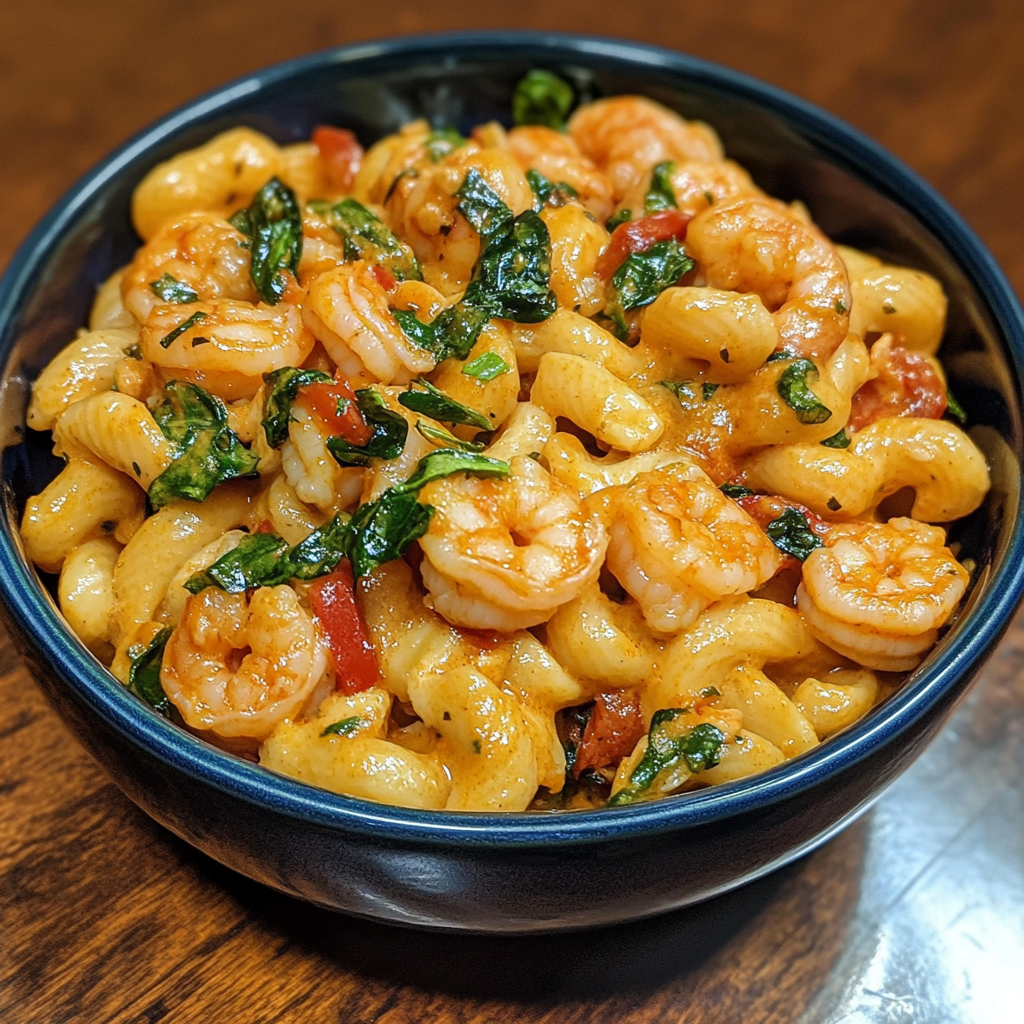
left=685, top=196, right=851, bottom=360
left=141, top=299, right=314, bottom=401
left=797, top=517, right=969, bottom=672
left=618, top=159, right=760, bottom=221
left=121, top=213, right=256, bottom=323
left=418, top=454, right=609, bottom=630
left=161, top=584, right=326, bottom=738
left=505, top=125, right=615, bottom=222
left=568, top=96, right=724, bottom=201
left=600, top=463, right=784, bottom=633
left=302, top=261, right=435, bottom=385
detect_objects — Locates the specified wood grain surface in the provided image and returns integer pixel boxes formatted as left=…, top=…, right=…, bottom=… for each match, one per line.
left=1, top=2, right=1022, bottom=1022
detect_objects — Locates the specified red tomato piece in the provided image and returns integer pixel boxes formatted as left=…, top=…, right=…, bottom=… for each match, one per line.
left=310, top=561, right=381, bottom=695
left=294, top=372, right=373, bottom=446
left=849, top=336, right=947, bottom=429
left=312, top=126, right=364, bottom=193
left=370, top=263, right=397, bottom=292
left=596, top=210, right=694, bottom=278
left=574, top=691, right=646, bottom=777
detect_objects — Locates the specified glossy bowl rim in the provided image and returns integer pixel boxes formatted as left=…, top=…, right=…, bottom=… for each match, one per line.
left=1, top=29, right=1023, bottom=848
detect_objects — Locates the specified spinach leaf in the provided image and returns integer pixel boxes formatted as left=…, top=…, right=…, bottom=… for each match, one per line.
left=765, top=507, right=823, bottom=561
left=946, top=386, right=968, bottom=424
left=525, top=168, right=578, bottom=210
left=702, top=382, right=719, bottom=400
left=159, top=310, right=208, bottom=349
left=325, top=388, right=408, bottom=466
left=398, top=378, right=491, bottom=430
left=232, top=177, right=302, bottom=304
left=426, top=127, right=466, bottom=163
left=126, top=626, right=174, bottom=716
left=608, top=709, right=725, bottom=806
left=148, top=381, right=260, bottom=508
left=321, top=716, right=362, bottom=737
left=512, top=69, right=575, bottom=130
left=820, top=428, right=851, bottom=449
left=606, top=208, right=632, bottom=232
left=776, top=359, right=833, bottom=424
left=720, top=483, right=755, bottom=499
left=283, top=514, right=352, bottom=580
left=463, top=210, right=558, bottom=323
left=345, top=448, right=510, bottom=578
left=461, top=351, right=510, bottom=381
left=310, top=197, right=422, bottom=282
left=455, top=169, right=515, bottom=248
left=602, top=240, right=694, bottom=340
left=415, top=420, right=486, bottom=452
left=261, top=366, right=333, bottom=448
left=394, top=304, right=492, bottom=365
left=149, top=273, right=199, bottom=304
left=644, top=161, right=677, bottom=213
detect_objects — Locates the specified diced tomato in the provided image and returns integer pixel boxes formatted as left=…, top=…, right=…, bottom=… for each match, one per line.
left=312, top=126, right=363, bottom=193
left=596, top=210, right=694, bottom=278
left=370, top=263, right=397, bottom=292
left=849, top=335, right=947, bottom=429
left=294, top=371, right=373, bottom=445
left=573, top=691, right=646, bottom=777
left=310, top=561, right=381, bottom=695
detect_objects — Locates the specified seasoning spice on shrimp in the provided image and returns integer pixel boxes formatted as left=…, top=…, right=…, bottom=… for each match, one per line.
left=22, top=70, right=990, bottom=812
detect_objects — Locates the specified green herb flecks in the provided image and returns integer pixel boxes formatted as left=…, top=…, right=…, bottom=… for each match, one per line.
left=415, top=420, right=486, bottom=452
left=398, top=378, right=491, bottom=430
left=525, top=168, right=579, bottom=211
left=765, top=507, right=823, bottom=561
left=820, top=428, right=851, bottom=449
left=149, top=273, right=199, bottom=304
left=776, top=358, right=833, bottom=425
left=325, top=389, right=408, bottom=467
left=321, top=716, right=362, bottom=737
left=126, top=626, right=174, bottom=716
left=606, top=209, right=632, bottom=232
left=602, top=240, right=694, bottom=341
left=702, top=382, right=719, bottom=400
left=231, top=177, right=303, bottom=304
left=159, top=310, right=208, bottom=349
left=512, top=69, right=575, bottom=131
left=261, top=367, right=333, bottom=448
left=720, top=483, right=755, bottom=499
left=608, top=709, right=725, bottom=806
left=455, top=168, right=516, bottom=248
left=644, top=161, right=677, bottom=213
left=310, top=197, right=422, bottom=282
left=426, top=127, right=467, bottom=163
left=946, top=387, right=968, bottom=424
left=394, top=304, right=492, bottom=365
left=148, top=381, right=259, bottom=508
left=462, top=351, right=510, bottom=381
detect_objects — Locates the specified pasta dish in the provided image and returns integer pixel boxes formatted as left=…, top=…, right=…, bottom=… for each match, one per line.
left=20, top=71, right=989, bottom=811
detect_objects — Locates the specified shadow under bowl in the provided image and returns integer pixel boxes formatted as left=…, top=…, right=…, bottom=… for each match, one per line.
left=0, top=31, right=1022, bottom=933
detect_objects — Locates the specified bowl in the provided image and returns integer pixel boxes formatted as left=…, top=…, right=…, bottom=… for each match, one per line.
left=1, top=31, right=1022, bottom=934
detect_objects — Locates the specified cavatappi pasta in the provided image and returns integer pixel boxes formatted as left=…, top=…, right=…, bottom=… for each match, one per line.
left=21, top=71, right=990, bottom=811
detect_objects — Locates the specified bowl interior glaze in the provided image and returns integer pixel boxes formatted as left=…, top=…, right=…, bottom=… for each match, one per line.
left=1, top=31, right=1022, bottom=860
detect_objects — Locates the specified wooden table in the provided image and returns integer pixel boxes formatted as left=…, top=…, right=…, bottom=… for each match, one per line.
left=1, top=2, right=1021, bottom=1021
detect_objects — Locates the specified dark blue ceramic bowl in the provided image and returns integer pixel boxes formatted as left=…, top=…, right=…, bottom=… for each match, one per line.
left=1, top=32, right=1022, bottom=933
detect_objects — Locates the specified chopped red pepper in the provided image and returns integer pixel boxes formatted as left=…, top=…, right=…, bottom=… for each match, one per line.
left=849, top=335, right=947, bottom=429
left=312, top=125, right=363, bottom=193
left=573, top=691, right=646, bottom=777
left=370, top=263, right=397, bottom=292
left=310, top=560, right=381, bottom=695
left=596, top=210, right=694, bottom=278
left=294, top=372, right=373, bottom=445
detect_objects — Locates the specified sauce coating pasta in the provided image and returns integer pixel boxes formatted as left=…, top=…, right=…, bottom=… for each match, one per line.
left=22, top=72, right=990, bottom=811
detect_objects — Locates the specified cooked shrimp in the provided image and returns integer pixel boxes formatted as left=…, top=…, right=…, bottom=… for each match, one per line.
left=506, top=125, right=615, bottom=222
left=161, top=584, right=326, bottom=738
left=797, top=517, right=969, bottom=672
left=141, top=299, right=314, bottom=401
left=302, top=261, right=435, bottom=385
left=352, top=119, right=434, bottom=206
left=686, top=196, right=851, bottom=359
left=601, top=462, right=784, bottom=633
left=568, top=96, right=724, bottom=201
left=418, top=454, right=609, bottom=630
left=121, top=212, right=255, bottom=323
left=386, top=144, right=533, bottom=296
left=618, top=159, right=760, bottom=221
